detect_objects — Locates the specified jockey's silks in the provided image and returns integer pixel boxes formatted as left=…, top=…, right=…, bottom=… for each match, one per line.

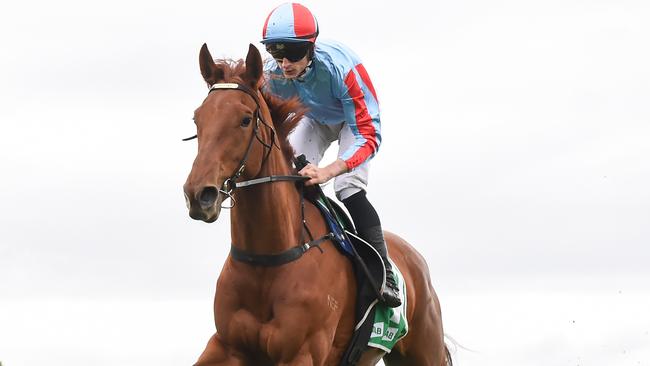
left=263, top=39, right=382, bottom=170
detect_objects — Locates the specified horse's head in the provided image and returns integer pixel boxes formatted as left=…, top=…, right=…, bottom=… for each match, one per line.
left=183, top=44, right=270, bottom=223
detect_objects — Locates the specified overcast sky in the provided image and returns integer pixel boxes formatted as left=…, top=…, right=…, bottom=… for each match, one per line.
left=1, top=0, right=649, bottom=365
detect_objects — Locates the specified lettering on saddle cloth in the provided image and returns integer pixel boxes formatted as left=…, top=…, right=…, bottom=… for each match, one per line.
left=367, top=259, right=408, bottom=353
left=312, top=198, right=408, bottom=363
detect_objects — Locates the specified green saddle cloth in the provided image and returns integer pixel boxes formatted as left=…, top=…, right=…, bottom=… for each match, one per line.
left=368, top=259, right=409, bottom=352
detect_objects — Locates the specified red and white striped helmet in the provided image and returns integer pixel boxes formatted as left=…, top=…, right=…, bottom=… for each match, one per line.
left=261, top=3, right=319, bottom=44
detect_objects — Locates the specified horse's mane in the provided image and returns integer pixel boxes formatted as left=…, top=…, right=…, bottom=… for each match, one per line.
left=214, top=59, right=307, bottom=164
left=261, top=92, right=307, bottom=164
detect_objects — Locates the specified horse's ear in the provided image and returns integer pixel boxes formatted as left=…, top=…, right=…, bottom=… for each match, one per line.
left=199, top=43, right=224, bottom=86
left=243, top=43, right=263, bottom=88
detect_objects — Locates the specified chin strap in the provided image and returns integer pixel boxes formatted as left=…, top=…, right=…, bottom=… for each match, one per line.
left=295, top=60, right=313, bottom=81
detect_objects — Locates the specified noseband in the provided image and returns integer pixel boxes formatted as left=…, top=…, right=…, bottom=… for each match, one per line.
left=184, top=82, right=308, bottom=208
left=184, top=82, right=330, bottom=267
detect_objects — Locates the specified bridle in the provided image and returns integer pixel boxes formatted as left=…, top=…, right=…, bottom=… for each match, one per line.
left=183, top=81, right=332, bottom=267
left=183, top=82, right=308, bottom=208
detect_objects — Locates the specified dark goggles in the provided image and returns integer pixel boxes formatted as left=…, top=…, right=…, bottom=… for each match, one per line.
left=265, top=42, right=311, bottom=62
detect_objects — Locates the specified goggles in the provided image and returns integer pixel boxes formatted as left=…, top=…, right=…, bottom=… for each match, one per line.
left=265, top=43, right=311, bottom=62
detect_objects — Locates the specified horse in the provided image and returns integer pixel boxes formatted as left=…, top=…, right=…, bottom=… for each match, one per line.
left=182, top=43, right=451, bottom=366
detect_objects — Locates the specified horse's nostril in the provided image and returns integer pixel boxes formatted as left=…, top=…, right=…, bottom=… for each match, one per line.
left=199, top=186, right=219, bottom=209
left=184, top=192, right=191, bottom=209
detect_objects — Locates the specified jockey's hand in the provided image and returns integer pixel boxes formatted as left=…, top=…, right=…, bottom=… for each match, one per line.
left=299, top=159, right=348, bottom=186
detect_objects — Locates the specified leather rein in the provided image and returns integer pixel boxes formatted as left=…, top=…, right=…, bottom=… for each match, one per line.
left=183, top=82, right=331, bottom=266
left=184, top=83, right=307, bottom=204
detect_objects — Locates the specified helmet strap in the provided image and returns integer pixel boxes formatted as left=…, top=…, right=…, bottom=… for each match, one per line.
left=296, top=59, right=314, bottom=80
left=307, top=43, right=315, bottom=60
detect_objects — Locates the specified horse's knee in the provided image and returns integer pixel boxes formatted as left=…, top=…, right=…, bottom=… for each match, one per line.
left=356, top=347, right=385, bottom=366
left=260, top=323, right=308, bottom=363
left=195, top=333, right=243, bottom=366
left=260, top=324, right=289, bottom=361
left=276, top=353, right=314, bottom=366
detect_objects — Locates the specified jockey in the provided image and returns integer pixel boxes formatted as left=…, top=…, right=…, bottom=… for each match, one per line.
left=261, top=3, right=401, bottom=308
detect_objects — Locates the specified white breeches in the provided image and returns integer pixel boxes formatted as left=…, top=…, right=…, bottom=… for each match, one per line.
left=288, top=117, right=369, bottom=201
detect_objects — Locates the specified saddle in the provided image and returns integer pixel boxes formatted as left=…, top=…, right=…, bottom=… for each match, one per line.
left=293, top=159, right=395, bottom=365
left=311, top=196, right=384, bottom=365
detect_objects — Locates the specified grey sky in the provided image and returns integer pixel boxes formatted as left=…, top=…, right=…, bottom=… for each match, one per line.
left=1, top=0, right=649, bottom=365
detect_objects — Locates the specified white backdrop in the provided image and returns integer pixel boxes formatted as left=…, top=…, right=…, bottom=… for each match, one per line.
left=1, top=0, right=649, bottom=365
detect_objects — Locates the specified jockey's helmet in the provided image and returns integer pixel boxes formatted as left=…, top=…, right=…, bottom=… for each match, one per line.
left=261, top=3, right=319, bottom=44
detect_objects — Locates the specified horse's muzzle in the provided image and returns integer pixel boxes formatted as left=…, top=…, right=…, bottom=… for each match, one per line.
left=198, top=186, right=219, bottom=209
left=184, top=185, right=224, bottom=223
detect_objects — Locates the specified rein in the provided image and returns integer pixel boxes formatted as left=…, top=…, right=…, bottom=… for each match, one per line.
left=183, top=83, right=307, bottom=205
left=184, top=82, right=332, bottom=266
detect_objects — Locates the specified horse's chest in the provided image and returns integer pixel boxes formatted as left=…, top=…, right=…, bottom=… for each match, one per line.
left=218, top=284, right=306, bottom=326
left=215, top=270, right=332, bottom=356
left=218, top=291, right=316, bottom=359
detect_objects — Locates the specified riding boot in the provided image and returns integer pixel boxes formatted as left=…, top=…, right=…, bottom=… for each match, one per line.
left=358, top=225, right=402, bottom=308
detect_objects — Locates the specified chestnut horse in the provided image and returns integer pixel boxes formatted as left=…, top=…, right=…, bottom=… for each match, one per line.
left=183, top=43, right=451, bottom=366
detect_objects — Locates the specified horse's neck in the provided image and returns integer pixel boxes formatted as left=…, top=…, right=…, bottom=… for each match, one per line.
left=229, top=154, right=303, bottom=254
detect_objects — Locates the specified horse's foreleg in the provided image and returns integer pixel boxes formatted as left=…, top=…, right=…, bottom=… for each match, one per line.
left=356, top=347, right=385, bottom=366
left=276, top=354, right=314, bottom=366
left=261, top=322, right=335, bottom=366
left=194, top=333, right=245, bottom=366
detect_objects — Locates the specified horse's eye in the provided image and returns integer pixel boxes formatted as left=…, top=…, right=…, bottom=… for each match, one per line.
left=241, top=116, right=252, bottom=127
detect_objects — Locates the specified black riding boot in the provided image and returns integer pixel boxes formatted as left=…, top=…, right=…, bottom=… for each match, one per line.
left=358, top=226, right=402, bottom=308
left=343, top=191, right=402, bottom=308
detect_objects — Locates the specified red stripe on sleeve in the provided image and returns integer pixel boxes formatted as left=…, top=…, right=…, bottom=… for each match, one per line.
left=344, top=69, right=378, bottom=169
left=345, top=144, right=377, bottom=170
left=354, top=64, right=378, bottom=102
